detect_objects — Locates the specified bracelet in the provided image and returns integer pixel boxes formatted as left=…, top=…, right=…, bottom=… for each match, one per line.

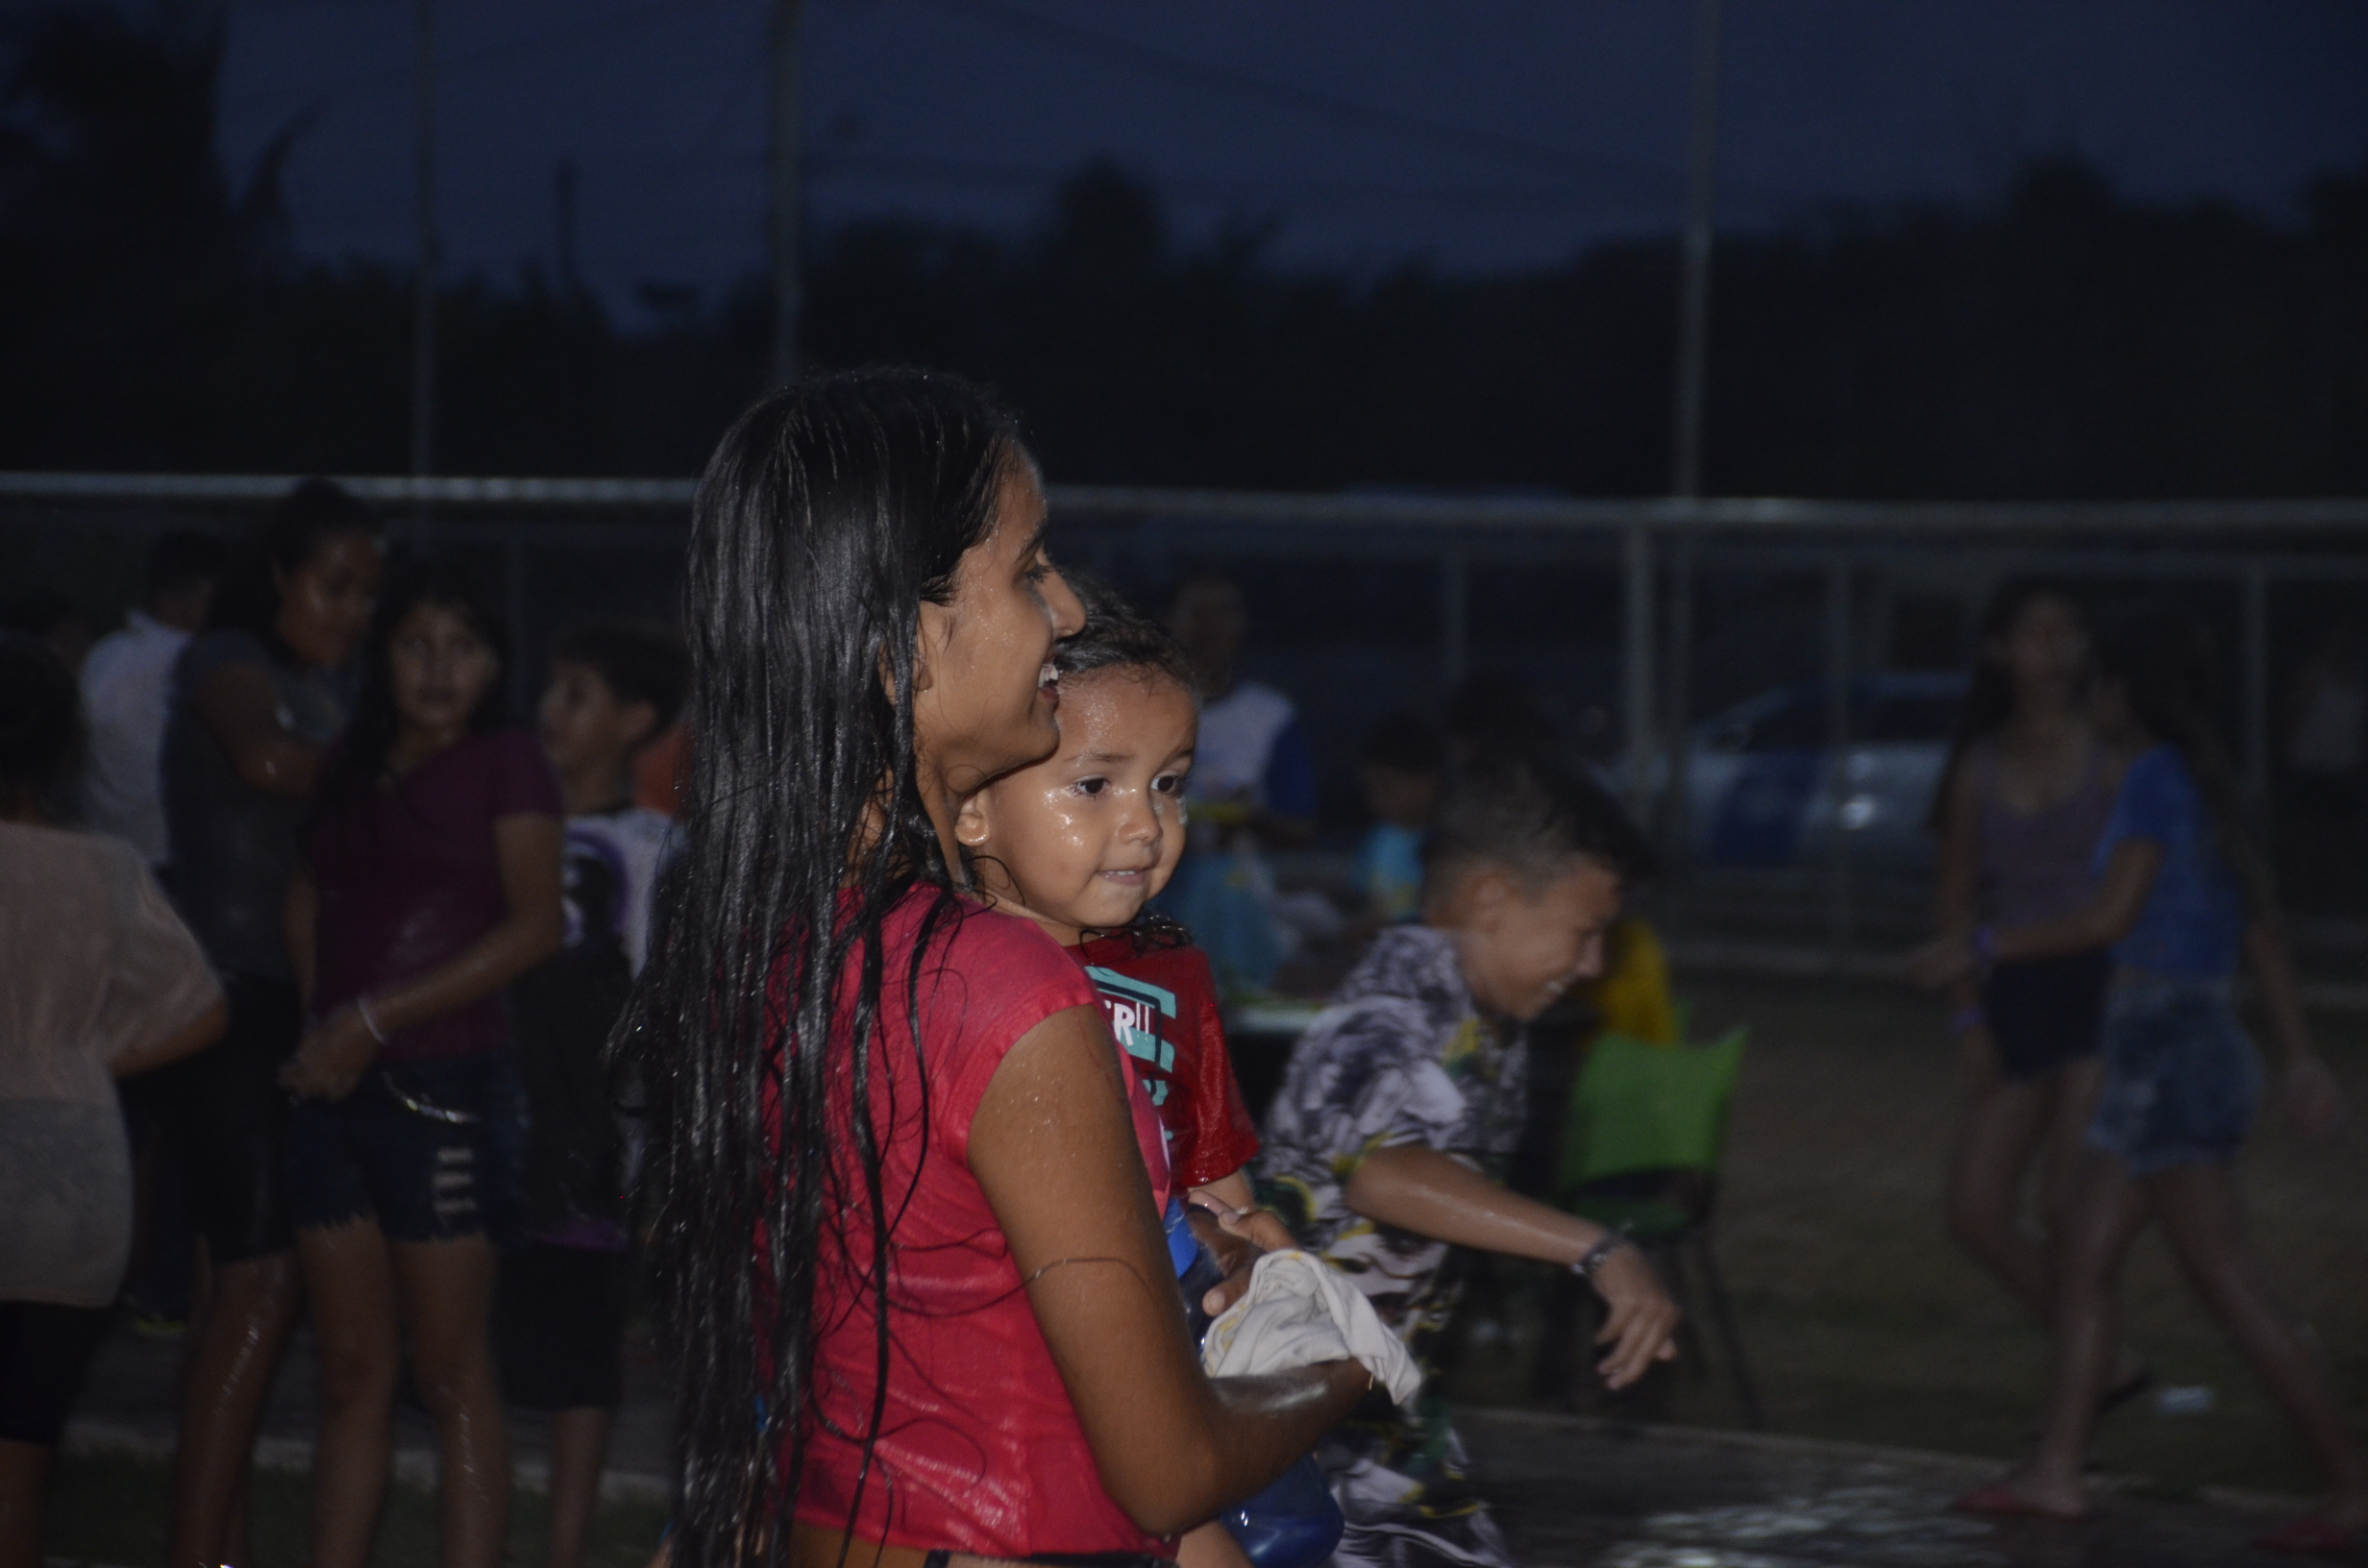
left=355, top=996, right=390, bottom=1047
left=1948, top=1004, right=1985, bottom=1037
left=1572, top=1226, right=1631, bottom=1280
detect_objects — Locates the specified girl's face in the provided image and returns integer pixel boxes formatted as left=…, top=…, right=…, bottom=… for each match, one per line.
left=955, top=670, right=1197, bottom=943
left=274, top=529, right=383, bottom=670
left=387, top=600, right=500, bottom=741
left=911, top=461, right=1086, bottom=794
left=1989, top=594, right=2085, bottom=707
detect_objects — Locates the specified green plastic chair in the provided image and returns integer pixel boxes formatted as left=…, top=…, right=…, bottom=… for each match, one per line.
left=1554, top=1026, right=1763, bottom=1427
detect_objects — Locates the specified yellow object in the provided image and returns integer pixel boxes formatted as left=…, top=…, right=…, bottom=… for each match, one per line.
left=1578, top=917, right=1678, bottom=1045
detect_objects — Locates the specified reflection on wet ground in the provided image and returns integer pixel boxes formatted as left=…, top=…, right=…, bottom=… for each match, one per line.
left=1462, top=1409, right=2331, bottom=1567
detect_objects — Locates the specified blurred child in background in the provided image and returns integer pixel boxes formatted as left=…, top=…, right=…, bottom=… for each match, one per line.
left=282, top=561, right=563, bottom=1568
left=498, top=625, right=686, bottom=1568
left=1915, top=612, right=2362, bottom=1549
left=1354, top=713, right=1443, bottom=926
left=1, top=635, right=226, bottom=1568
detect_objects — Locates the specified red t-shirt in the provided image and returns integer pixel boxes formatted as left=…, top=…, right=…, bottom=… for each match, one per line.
left=308, top=728, right=562, bottom=1062
left=1073, top=933, right=1261, bottom=1191
left=793, top=891, right=1171, bottom=1559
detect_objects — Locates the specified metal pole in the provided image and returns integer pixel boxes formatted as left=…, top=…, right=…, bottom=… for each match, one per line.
left=1624, top=519, right=1656, bottom=817
left=410, top=0, right=437, bottom=497
left=1441, top=548, right=1468, bottom=693
left=1825, top=556, right=1854, bottom=955
left=1666, top=537, right=1695, bottom=901
left=769, top=0, right=805, bottom=385
left=1668, top=0, right=1723, bottom=500
left=2243, top=567, right=2270, bottom=806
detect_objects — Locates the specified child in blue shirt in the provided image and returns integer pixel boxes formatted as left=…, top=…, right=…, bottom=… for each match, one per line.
left=1912, top=612, right=2360, bottom=1548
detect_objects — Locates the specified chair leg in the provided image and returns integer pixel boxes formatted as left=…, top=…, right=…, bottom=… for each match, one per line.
left=1689, top=1231, right=1765, bottom=1429
left=1648, top=1237, right=1711, bottom=1379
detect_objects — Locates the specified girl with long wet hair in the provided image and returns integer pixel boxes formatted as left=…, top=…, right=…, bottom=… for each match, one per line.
left=1924, top=580, right=2143, bottom=1400
left=627, top=372, right=1371, bottom=1568
left=1914, top=612, right=2361, bottom=1547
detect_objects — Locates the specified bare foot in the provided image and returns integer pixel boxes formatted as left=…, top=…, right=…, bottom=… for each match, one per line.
left=1954, top=1467, right=2088, bottom=1522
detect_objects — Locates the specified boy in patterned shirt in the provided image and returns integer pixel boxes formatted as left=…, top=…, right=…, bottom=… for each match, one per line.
left=1256, top=751, right=1679, bottom=1568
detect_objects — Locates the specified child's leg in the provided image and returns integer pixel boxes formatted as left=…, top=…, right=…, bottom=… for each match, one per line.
left=1943, top=1068, right=2057, bottom=1320
left=546, top=1407, right=615, bottom=1568
left=2006, top=1155, right=2152, bottom=1511
left=299, top=1218, right=405, bottom=1568
left=1178, top=1520, right=1254, bottom=1568
left=2152, top=1163, right=2368, bottom=1523
left=392, top=1235, right=512, bottom=1568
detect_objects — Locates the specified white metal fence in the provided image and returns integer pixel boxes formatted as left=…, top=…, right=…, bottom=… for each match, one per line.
left=10, top=472, right=2368, bottom=967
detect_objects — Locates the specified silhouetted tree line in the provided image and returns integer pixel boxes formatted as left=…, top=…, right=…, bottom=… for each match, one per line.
left=5, top=2, right=2363, bottom=494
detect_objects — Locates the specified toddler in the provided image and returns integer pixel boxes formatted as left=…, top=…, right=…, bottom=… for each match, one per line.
left=958, top=579, right=1280, bottom=1231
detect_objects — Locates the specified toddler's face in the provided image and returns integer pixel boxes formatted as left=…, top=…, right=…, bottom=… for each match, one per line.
left=958, top=669, right=1196, bottom=942
left=1442, top=859, right=1622, bottom=1021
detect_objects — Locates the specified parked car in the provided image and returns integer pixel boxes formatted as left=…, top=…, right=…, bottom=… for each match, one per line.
left=1673, top=673, right=1966, bottom=874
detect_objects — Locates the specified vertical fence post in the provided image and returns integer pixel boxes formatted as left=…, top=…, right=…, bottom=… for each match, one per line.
left=1441, top=546, right=1468, bottom=694
left=1665, top=533, right=1696, bottom=923
left=2243, top=566, right=2270, bottom=810
left=1825, top=555, right=1853, bottom=958
left=1624, top=518, right=1658, bottom=820
left=506, top=534, right=531, bottom=716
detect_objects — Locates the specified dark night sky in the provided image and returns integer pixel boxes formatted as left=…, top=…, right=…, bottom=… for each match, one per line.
left=212, top=0, right=2368, bottom=320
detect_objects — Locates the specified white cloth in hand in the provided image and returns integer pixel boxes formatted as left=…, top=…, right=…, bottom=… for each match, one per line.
left=1199, top=1249, right=1422, bottom=1407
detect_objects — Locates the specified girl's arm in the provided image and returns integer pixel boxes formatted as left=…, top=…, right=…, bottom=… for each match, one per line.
left=193, top=661, right=328, bottom=799
left=1930, top=759, right=1995, bottom=1060
left=282, top=813, right=565, bottom=1100
left=111, top=998, right=228, bottom=1080
left=2243, top=919, right=2348, bottom=1139
left=1908, top=839, right=2162, bottom=987
left=970, top=1005, right=1370, bottom=1538
left=1991, top=839, right=2163, bottom=962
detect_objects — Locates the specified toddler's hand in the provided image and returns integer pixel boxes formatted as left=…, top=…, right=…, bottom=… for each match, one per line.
left=1187, top=1198, right=1281, bottom=1318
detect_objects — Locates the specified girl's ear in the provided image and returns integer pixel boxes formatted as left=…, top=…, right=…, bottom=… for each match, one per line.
left=953, top=791, right=993, bottom=848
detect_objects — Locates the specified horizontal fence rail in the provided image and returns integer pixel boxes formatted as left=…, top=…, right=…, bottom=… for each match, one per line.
left=11, top=472, right=2368, bottom=982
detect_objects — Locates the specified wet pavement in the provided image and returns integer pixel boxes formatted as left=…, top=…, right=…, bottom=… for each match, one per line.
left=65, top=1325, right=2340, bottom=1565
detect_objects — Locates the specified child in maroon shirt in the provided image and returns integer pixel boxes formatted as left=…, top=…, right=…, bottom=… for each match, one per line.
left=955, top=579, right=1279, bottom=1230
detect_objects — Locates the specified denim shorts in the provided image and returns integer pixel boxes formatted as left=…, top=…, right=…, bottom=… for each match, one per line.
left=284, top=1051, right=523, bottom=1245
left=2086, top=971, right=2260, bottom=1176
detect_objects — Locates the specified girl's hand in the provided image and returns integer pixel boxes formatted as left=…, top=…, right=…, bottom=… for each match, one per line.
left=2281, top=1053, right=2349, bottom=1141
left=280, top=1007, right=381, bottom=1101
left=1904, top=935, right=1976, bottom=990
left=1589, top=1244, right=1681, bottom=1389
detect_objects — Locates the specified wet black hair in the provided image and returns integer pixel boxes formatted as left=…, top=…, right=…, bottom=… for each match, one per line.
left=1051, top=573, right=1198, bottom=698
left=0, top=632, right=85, bottom=821
left=551, top=623, right=692, bottom=738
left=313, top=557, right=513, bottom=812
left=1423, top=747, right=1656, bottom=894
left=1926, top=576, right=2090, bottom=833
left=208, top=478, right=383, bottom=654
left=1361, top=710, right=1446, bottom=775
left=145, top=529, right=230, bottom=601
left=619, top=370, right=1025, bottom=1568
left=2094, top=609, right=2275, bottom=920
